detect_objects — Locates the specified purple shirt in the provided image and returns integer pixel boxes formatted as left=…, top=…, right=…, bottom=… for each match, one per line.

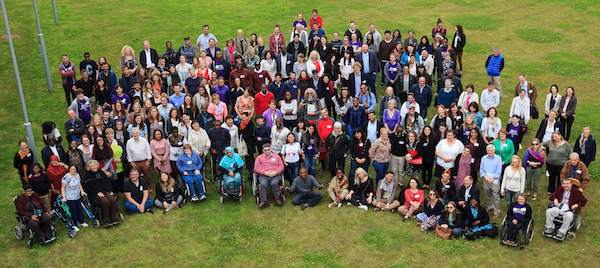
left=387, top=62, right=399, bottom=81
left=111, top=94, right=131, bottom=108
left=77, top=100, right=92, bottom=125
left=293, top=20, right=307, bottom=29
left=213, top=85, right=230, bottom=105
left=262, top=109, right=283, bottom=128
left=507, top=123, right=520, bottom=145
left=512, top=204, right=526, bottom=221
left=383, top=109, right=401, bottom=131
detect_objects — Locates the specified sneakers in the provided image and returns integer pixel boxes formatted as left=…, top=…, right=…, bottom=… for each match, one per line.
left=191, top=195, right=199, bottom=202
left=78, top=222, right=89, bottom=228
left=328, top=203, right=337, bottom=208
left=301, top=203, right=308, bottom=210
left=145, top=207, right=154, bottom=214
left=358, top=204, right=368, bottom=211
left=337, top=202, right=343, bottom=208
left=553, top=233, right=565, bottom=241
left=45, top=236, right=56, bottom=244
left=72, top=226, right=80, bottom=232
left=102, top=221, right=113, bottom=228
left=543, top=228, right=554, bottom=238
left=199, top=195, right=207, bottom=201
left=347, top=202, right=352, bottom=206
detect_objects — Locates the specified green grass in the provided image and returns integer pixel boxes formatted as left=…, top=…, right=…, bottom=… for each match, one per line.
left=1, top=0, right=600, bottom=267
left=515, top=28, right=563, bottom=43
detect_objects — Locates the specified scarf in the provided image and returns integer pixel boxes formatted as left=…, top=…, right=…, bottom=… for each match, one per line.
left=46, top=155, right=68, bottom=181
left=214, top=102, right=224, bottom=115
left=219, top=147, right=244, bottom=171
left=240, top=117, right=251, bottom=131
left=379, top=179, right=394, bottom=198
left=227, top=46, right=235, bottom=64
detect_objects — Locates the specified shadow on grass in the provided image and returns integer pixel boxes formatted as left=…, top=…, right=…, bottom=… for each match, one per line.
left=515, top=28, right=562, bottom=43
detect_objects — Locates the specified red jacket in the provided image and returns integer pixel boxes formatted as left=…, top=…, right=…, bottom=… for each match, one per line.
left=550, top=186, right=587, bottom=211
left=251, top=70, right=272, bottom=94
left=317, top=117, right=334, bottom=143
left=229, top=68, right=252, bottom=90
left=309, top=16, right=323, bottom=29
left=16, top=193, right=48, bottom=218
left=255, top=91, right=275, bottom=115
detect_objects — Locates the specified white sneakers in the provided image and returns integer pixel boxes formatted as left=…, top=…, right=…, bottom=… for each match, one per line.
left=78, top=222, right=88, bottom=228
left=328, top=203, right=337, bottom=208
left=358, top=204, right=368, bottom=211
left=72, top=226, right=80, bottom=232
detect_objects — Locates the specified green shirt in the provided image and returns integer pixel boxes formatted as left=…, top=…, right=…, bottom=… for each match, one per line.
left=493, top=139, right=515, bottom=164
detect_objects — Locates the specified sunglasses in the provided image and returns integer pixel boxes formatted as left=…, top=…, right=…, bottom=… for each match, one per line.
left=429, top=193, right=436, bottom=196
left=447, top=206, right=454, bottom=209
left=532, top=143, right=539, bottom=145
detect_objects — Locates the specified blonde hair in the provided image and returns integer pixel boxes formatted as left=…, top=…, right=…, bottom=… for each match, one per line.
left=510, top=155, right=522, bottom=168
left=159, top=172, right=175, bottom=193
left=121, top=45, right=135, bottom=57
left=530, top=138, right=543, bottom=153
left=353, top=167, right=368, bottom=184
left=462, top=114, right=477, bottom=129
left=578, top=127, right=591, bottom=150
left=91, top=114, right=104, bottom=132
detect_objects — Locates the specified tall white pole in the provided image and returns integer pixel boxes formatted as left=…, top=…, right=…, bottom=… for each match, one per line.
left=32, top=0, right=53, bottom=92
left=1, top=0, right=39, bottom=163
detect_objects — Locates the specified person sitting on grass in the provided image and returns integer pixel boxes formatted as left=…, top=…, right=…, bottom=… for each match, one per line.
left=374, top=172, right=400, bottom=212
left=327, top=167, right=349, bottom=208
left=254, top=144, right=285, bottom=208
left=399, top=178, right=424, bottom=221
left=285, top=167, right=324, bottom=210
left=154, top=172, right=183, bottom=213
left=416, top=189, right=444, bottom=231
left=176, top=144, right=206, bottom=202
left=464, top=197, right=498, bottom=240
left=123, top=170, right=154, bottom=214
left=16, top=184, right=56, bottom=244
left=344, top=167, right=374, bottom=211
left=504, top=193, right=532, bottom=245
left=438, top=201, right=464, bottom=237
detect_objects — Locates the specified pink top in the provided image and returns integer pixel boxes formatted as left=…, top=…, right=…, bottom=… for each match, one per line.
left=403, top=189, right=424, bottom=207
left=254, top=153, right=285, bottom=176
left=269, top=33, right=286, bottom=55
left=150, top=138, right=172, bottom=173
left=207, top=102, right=228, bottom=122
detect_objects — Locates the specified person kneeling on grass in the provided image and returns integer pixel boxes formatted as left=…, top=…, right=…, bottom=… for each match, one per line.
left=16, top=184, right=56, bottom=244
left=374, top=172, right=400, bottom=212
left=399, top=178, right=424, bottom=221
left=327, top=167, right=349, bottom=208
left=154, top=172, right=183, bottom=213
left=176, top=144, right=206, bottom=202
left=438, top=201, right=465, bottom=237
left=344, top=167, right=374, bottom=211
left=285, top=167, right=324, bottom=210
left=123, top=170, right=154, bottom=214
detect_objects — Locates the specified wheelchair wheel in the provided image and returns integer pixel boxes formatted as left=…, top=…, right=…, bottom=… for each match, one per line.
left=94, top=219, right=100, bottom=229
left=499, top=216, right=508, bottom=243
left=573, top=216, right=582, bottom=231
left=251, top=173, right=257, bottom=196
left=220, top=196, right=224, bottom=204
left=13, top=226, right=23, bottom=240
left=568, top=232, right=576, bottom=239
left=119, top=213, right=125, bottom=222
left=525, top=220, right=534, bottom=244
left=27, top=239, right=33, bottom=249
left=255, top=196, right=260, bottom=204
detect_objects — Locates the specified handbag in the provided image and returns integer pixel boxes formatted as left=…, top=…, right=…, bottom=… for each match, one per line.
left=435, top=225, right=452, bottom=240
left=407, top=149, right=423, bottom=165
left=237, top=135, right=249, bottom=157
left=531, top=105, right=539, bottom=119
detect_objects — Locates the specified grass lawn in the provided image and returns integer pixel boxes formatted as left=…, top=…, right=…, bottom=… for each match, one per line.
left=1, top=0, right=599, bottom=267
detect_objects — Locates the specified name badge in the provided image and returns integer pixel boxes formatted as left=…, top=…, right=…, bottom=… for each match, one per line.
left=139, top=186, right=143, bottom=191
left=287, top=61, right=291, bottom=64
left=471, top=158, right=475, bottom=163
left=323, top=47, right=327, bottom=50
left=240, top=75, right=245, bottom=78
left=423, top=143, right=428, bottom=146
left=444, top=185, right=450, bottom=189
left=555, top=128, right=559, bottom=131
left=359, top=143, right=363, bottom=146
left=415, top=194, right=420, bottom=199
left=26, top=153, right=31, bottom=157
left=576, top=170, right=582, bottom=174
left=327, top=125, right=332, bottom=128
left=456, top=116, right=461, bottom=120
left=503, top=144, right=508, bottom=148
left=259, top=75, right=264, bottom=78
left=528, top=90, right=533, bottom=93
left=178, top=141, right=183, bottom=145
left=187, top=160, right=192, bottom=164
left=474, top=143, right=479, bottom=147
left=399, top=141, right=404, bottom=145
left=271, top=158, right=276, bottom=161
left=293, top=85, right=297, bottom=88
left=307, top=146, right=313, bottom=150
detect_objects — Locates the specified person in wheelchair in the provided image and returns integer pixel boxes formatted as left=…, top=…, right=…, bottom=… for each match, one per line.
left=16, top=184, right=55, bottom=244
left=85, top=160, right=121, bottom=227
left=543, top=178, right=587, bottom=241
left=176, top=144, right=206, bottom=202
left=254, top=144, right=285, bottom=208
left=504, top=193, right=532, bottom=245
left=219, top=147, right=244, bottom=188
left=154, top=172, right=183, bottom=213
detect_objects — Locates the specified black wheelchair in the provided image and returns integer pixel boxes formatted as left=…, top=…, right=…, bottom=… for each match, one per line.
left=12, top=196, right=56, bottom=249
left=499, top=215, right=534, bottom=250
left=545, top=202, right=582, bottom=241
left=252, top=172, right=286, bottom=204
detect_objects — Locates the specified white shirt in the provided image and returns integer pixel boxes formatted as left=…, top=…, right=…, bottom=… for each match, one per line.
left=221, top=123, right=239, bottom=149
left=126, top=137, right=151, bottom=162
left=49, top=145, right=59, bottom=160
left=281, top=142, right=301, bottom=163
left=280, top=100, right=298, bottom=120
left=435, top=139, right=465, bottom=169
left=367, top=121, right=378, bottom=144
left=480, top=89, right=500, bottom=112
left=144, top=49, right=153, bottom=68
left=543, top=120, right=555, bottom=142
left=400, top=101, right=420, bottom=118
left=338, top=58, right=355, bottom=78
left=481, top=117, right=502, bottom=139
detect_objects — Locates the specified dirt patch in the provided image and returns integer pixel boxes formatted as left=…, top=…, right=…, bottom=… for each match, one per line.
left=1, top=33, right=19, bottom=39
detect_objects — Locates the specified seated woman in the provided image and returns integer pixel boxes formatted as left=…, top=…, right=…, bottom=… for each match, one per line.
left=438, top=201, right=464, bottom=237
left=218, top=147, right=244, bottom=189
left=176, top=144, right=206, bottom=202
left=327, top=167, right=349, bottom=208
left=416, top=189, right=444, bottom=231
left=399, top=178, right=424, bottom=221
left=28, top=163, right=53, bottom=212
left=374, top=172, right=400, bottom=212
left=16, top=184, right=55, bottom=244
left=154, top=172, right=183, bottom=213
left=344, top=167, right=374, bottom=211
left=504, top=193, right=532, bottom=245
left=435, top=168, right=457, bottom=204
left=85, top=160, right=120, bottom=227
left=464, top=198, right=498, bottom=240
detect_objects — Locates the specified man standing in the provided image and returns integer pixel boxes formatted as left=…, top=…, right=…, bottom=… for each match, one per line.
left=118, top=66, right=136, bottom=94
left=41, top=134, right=67, bottom=168
left=316, top=109, right=334, bottom=172
left=139, top=40, right=159, bottom=69
left=59, top=54, right=77, bottom=106
left=514, top=74, right=537, bottom=113
left=184, top=69, right=201, bottom=96
left=73, top=69, right=96, bottom=112
left=126, top=128, right=153, bottom=191
left=344, top=21, right=363, bottom=42
left=308, top=21, right=325, bottom=38
left=206, top=39, right=220, bottom=60
left=480, top=81, right=501, bottom=113
left=98, top=62, right=117, bottom=92
left=254, top=84, right=275, bottom=115
left=207, top=121, right=231, bottom=176
left=343, top=97, right=367, bottom=137
left=362, top=111, right=384, bottom=145
left=196, top=25, right=218, bottom=54
left=64, top=109, right=85, bottom=143
left=169, top=84, right=185, bottom=108
left=348, top=62, right=365, bottom=97
left=229, top=62, right=252, bottom=90
left=389, top=126, right=407, bottom=186
left=286, top=167, right=324, bottom=210
left=269, top=24, right=286, bottom=55
left=179, top=36, right=196, bottom=64
left=354, top=45, right=378, bottom=98
left=234, top=29, right=250, bottom=57
left=276, top=47, right=293, bottom=80
left=163, top=41, right=179, bottom=67
left=357, top=83, right=376, bottom=113
left=410, top=77, right=432, bottom=119
left=364, top=23, right=382, bottom=52
left=283, top=71, right=300, bottom=100
left=486, top=46, right=504, bottom=96
left=480, top=144, right=502, bottom=219
left=79, top=52, right=97, bottom=80
left=378, top=31, right=396, bottom=86
left=268, top=74, right=285, bottom=102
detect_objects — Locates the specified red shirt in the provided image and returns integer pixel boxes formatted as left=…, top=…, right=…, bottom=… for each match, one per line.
left=317, top=117, right=334, bottom=142
left=229, top=68, right=252, bottom=89
left=255, top=91, right=275, bottom=115
left=403, top=189, right=424, bottom=207
left=309, top=17, right=323, bottom=29
left=251, top=70, right=272, bottom=94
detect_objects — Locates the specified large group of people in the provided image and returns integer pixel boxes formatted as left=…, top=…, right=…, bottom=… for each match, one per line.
left=14, top=10, right=595, bottom=245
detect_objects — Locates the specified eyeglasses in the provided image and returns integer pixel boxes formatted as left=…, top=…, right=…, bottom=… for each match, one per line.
left=429, top=193, right=436, bottom=196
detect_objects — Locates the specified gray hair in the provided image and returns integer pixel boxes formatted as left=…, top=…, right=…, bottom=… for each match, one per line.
left=493, top=46, right=499, bottom=51
left=570, top=152, right=580, bottom=159
left=486, top=144, right=495, bottom=150
left=333, top=122, right=343, bottom=129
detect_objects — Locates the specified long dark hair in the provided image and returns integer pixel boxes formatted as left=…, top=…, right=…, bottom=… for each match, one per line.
left=352, top=128, right=367, bottom=144
left=419, top=126, right=438, bottom=143
left=456, top=25, right=464, bottom=38
left=303, top=123, right=321, bottom=148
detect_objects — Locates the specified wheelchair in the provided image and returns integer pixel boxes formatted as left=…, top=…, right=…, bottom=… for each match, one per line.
left=217, top=170, right=245, bottom=203
left=252, top=172, right=286, bottom=204
left=499, top=215, right=534, bottom=250
left=546, top=202, right=582, bottom=241
left=88, top=193, right=124, bottom=227
left=174, top=174, right=191, bottom=205
left=13, top=196, right=56, bottom=249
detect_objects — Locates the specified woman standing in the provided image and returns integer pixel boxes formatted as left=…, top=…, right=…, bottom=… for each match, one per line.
left=325, top=122, right=350, bottom=178
left=127, top=114, right=148, bottom=140
left=150, top=130, right=172, bottom=174
left=481, top=107, right=501, bottom=144
left=344, top=167, right=373, bottom=211
left=300, top=124, right=321, bottom=176
left=369, top=128, right=392, bottom=184
left=437, top=80, right=457, bottom=108
left=67, top=140, right=86, bottom=179
left=261, top=51, right=277, bottom=81
left=544, top=85, right=561, bottom=118
left=457, top=115, right=477, bottom=143
left=506, top=115, right=526, bottom=153
left=448, top=103, right=464, bottom=132
left=430, top=105, right=453, bottom=134
left=194, top=86, right=212, bottom=112
left=208, top=94, right=228, bottom=122
left=574, top=127, right=596, bottom=167
left=452, top=147, right=474, bottom=190
left=46, top=155, right=68, bottom=205
left=463, top=127, right=486, bottom=183
left=542, top=132, right=572, bottom=194
left=419, top=126, right=438, bottom=189
left=120, top=45, right=138, bottom=74
left=145, top=107, right=165, bottom=140
left=291, top=119, right=306, bottom=144
left=558, top=86, right=577, bottom=141
left=187, top=121, right=210, bottom=158
left=14, top=140, right=34, bottom=185
left=235, top=88, right=255, bottom=118
left=383, top=99, right=401, bottom=133
left=451, top=25, right=466, bottom=72
left=405, top=131, right=423, bottom=181
left=168, top=128, right=187, bottom=178
left=61, top=165, right=88, bottom=231
left=78, top=136, right=94, bottom=167
left=334, top=88, right=352, bottom=122
left=104, top=128, right=127, bottom=192
left=348, top=129, right=371, bottom=182
left=279, top=91, right=298, bottom=129
left=398, top=178, right=424, bottom=221
left=501, top=155, right=526, bottom=206
left=293, top=54, right=307, bottom=80
left=434, top=130, right=464, bottom=178
left=535, top=109, right=563, bottom=142
left=306, top=51, right=325, bottom=77
left=493, top=129, right=515, bottom=172
left=509, top=89, right=530, bottom=126
left=457, top=84, right=478, bottom=114
left=281, top=133, right=301, bottom=184
left=523, top=138, right=544, bottom=200
left=338, top=50, right=354, bottom=88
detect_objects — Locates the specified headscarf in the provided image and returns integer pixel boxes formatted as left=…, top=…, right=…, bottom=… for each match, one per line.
left=219, top=147, right=244, bottom=171
left=46, top=155, right=68, bottom=184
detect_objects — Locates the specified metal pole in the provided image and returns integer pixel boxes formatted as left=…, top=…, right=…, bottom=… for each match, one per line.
left=1, top=0, right=39, bottom=163
left=51, top=0, right=58, bottom=24
left=32, top=0, right=53, bottom=92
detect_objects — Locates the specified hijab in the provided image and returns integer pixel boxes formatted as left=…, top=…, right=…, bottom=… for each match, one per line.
left=46, top=155, right=68, bottom=182
left=219, top=147, right=244, bottom=171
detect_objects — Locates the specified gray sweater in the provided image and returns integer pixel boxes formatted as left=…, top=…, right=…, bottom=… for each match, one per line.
left=289, top=175, right=321, bottom=194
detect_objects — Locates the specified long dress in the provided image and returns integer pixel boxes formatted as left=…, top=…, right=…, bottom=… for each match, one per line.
left=150, top=138, right=172, bottom=173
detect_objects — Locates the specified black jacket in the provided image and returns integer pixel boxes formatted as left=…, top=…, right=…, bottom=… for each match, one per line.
left=394, top=73, right=417, bottom=96
left=439, top=211, right=465, bottom=229
left=286, top=41, right=306, bottom=60
left=41, top=144, right=68, bottom=169
left=435, top=178, right=457, bottom=202
left=349, top=139, right=371, bottom=160
left=457, top=185, right=480, bottom=204
left=347, top=71, right=366, bottom=97
left=155, top=181, right=182, bottom=203
left=420, top=136, right=439, bottom=164
left=197, top=113, right=216, bottom=131
left=139, top=48, right=159, bottom=68
left=349, top=178, right=374, bottom=198
left=212, top=59, right=232, bottom=85
left=535, top=118, right=564, bottom=141
left=465, top=205, right=490, bottom=229
left=64, top=118, right=86, bottom=143
left=325, top=133, right=350, bottom=159
left=119, top=75, right=137, bottom=92
left=389, top=131, right=407, bottom=157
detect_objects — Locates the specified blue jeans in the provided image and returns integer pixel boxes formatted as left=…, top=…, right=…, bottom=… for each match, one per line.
left=285, top=162, right=300, bottom=184
left=124, top=199, right=154, bottom=213
left=347, top=124, right=356, bottom=137
left=372, top=161, right=389, bottom=184
left=452, top=228, right=463, bottom=236
left=421, top=107, right=428, bottom=119
left=507, top=222, right=525, bottom=241
left=505, top=189, right=518, bottom=207
left=366, top=73, right=377, bottom=98
left=349, top=159, right=370, bottom=182
left=303, top=155, right=317, bottom=176
left=183, top=173, right=205, bottom=197
left=66, top=199, right=84, bottom=224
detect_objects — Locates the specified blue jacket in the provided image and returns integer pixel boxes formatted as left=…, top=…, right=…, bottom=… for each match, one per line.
left=574, top=135, right=596, bottom=164
left=268, top=81, right=285, bottom=102
left=410, top=84, right=432, bottom=109
left=343, top=106, right=367, bottom=128
left=283, top=79, right=300, bottom=100
left=486, top=53, right=504, bottom=76
left=358, top=92, right=377, bottom=112
left=99, top=70, right=118, bottom=93
left=276, top=53, right=294, bottom=77
left=354, top=51, right=379, bottom=75
left=400, top=52, right=420, bottom=66
left=176, top=152, right=204, bottom=173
